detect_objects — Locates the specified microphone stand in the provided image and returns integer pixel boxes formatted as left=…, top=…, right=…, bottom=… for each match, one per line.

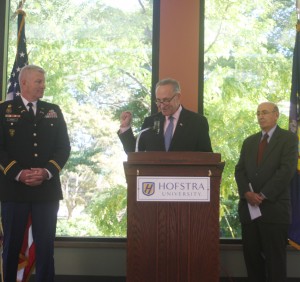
left=135, top=127, right=151, bottom=152
left=135, top=118, right=160, bottom=152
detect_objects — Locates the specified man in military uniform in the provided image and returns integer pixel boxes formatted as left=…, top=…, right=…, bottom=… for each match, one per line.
left=0, top=64, right=71, bottom=282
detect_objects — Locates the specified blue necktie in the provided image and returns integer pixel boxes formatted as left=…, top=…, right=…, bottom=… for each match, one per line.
left=164, top=116, right=174, bottom=151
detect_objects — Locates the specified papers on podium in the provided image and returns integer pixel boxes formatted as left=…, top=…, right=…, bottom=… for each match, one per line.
left=248, top=183, right=262, bottom=220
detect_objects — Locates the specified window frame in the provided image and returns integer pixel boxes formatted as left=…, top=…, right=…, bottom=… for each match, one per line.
left=0, top=0, right=9, bottom=101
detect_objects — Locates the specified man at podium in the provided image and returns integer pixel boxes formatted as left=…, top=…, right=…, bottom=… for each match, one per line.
left=118, top=78, right=212, bottom=153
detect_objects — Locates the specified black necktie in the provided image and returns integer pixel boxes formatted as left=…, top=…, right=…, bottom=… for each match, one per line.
left=257, top=133, right=268, bottom=164
left=27, top=102, right=35, bottom=120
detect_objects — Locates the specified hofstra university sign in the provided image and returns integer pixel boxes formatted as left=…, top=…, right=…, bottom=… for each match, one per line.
left=137, top=176, right=210, bottom=202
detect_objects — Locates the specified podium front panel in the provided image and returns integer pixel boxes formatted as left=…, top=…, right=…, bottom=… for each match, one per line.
left=124, top=152, right=224, bottom=282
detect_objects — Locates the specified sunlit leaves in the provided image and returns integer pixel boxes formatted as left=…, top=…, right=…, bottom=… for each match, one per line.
left=205, top=0, right=295, bottom=237
left=7, top=0, right=152, bottom=237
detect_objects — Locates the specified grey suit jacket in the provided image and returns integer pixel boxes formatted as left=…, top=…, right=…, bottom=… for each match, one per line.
left=235, top=126, right=298, bottom=224
left=118, top=107, right=213, bottom=153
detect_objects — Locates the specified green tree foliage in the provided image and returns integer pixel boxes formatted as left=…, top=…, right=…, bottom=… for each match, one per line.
left=88, top=184, right=127, bottom=236
left=6, top=0, right=296, bottom=238
left=205, top=0, right=295, bottom=237
left=8, top=0, right=152, bottom=237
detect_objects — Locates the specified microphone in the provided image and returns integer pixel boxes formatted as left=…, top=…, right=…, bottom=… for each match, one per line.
left=135, top=118, right=161, bottom=152
left=153, top=117, right=160, bottom=135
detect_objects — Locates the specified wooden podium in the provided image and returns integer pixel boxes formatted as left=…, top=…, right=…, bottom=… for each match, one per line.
left=124, top=152, right=225, bottom=282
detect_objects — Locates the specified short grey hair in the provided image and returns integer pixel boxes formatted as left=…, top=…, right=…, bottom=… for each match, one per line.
left=19, top=64, right=45, bottom=84
left=155, top=78, right=181, bottom=94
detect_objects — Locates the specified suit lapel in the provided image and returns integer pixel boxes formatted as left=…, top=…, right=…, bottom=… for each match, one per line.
left=13, top=96, right=45, bottom=122
left=250, top=133, right=261, bottom=166
left=170, top=108, right=188, bottom=148
left=14, top=96, right=31, bottom=120
left=150, top=113, right=165, bottom=150
left=159, top=107, right=190, bottom=150
left=36, top=101, right=46, bottom=122
left=159, top=114, right=165, bottom=136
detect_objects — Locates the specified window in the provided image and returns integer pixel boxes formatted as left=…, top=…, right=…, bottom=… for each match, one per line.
left=4, top=0, right=296, bottom=239
left=6, top=0, right=154, bottom=237
left=204, top=0, right=296, bottom=238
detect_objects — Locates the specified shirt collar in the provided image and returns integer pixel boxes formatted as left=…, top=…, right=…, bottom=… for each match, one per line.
left=165, top=105, right=182, bottom=121
left=262, top=124, right=277, bottom=140
left=20, top=95, right=37, bottom=108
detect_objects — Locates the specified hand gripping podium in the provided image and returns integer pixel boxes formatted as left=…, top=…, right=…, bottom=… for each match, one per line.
left=123, top=152, right=225, bottom=282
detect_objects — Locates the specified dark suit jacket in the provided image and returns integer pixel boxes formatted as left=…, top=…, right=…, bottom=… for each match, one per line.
left=0, top=96, right=71, bottom=202
left=235, top=126, right=298, bottom=224
left=118, top=107, right=212, bottom=153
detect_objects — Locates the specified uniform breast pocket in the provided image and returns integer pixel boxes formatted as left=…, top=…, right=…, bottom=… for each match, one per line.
left=5, top=121, right=20, bottom=139
left=44, top=119, right=58, bottom=132
left=43, top=119, right=60, bottom=136
left=37, top=120, right=59, bottom=147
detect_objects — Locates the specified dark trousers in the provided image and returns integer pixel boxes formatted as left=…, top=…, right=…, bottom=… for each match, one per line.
left=1, top=201, right=59, bottom=282
left=241, top=220, right=289, bottom=282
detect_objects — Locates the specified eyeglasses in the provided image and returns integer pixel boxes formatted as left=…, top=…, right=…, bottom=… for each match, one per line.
left=256, top=110, right=276, bottom=116
left=155, top=93, right=178, bottom=105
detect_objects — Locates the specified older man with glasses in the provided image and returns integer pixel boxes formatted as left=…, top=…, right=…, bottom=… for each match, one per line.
left=235, top=101, right=298, bottom=282
left=118, top=78, right=212, bottom=153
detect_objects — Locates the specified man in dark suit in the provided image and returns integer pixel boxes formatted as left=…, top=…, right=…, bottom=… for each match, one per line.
left=118, top=78, right=212, bottom=153
left=0, top=65, right=71, bottom=282
left=235, top=102, right=298, bottom=282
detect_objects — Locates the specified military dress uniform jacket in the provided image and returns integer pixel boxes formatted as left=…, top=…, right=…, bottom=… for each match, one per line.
left=0, top=96, right=71, bottom=202
left=118, top=107, right=213, bottom=153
